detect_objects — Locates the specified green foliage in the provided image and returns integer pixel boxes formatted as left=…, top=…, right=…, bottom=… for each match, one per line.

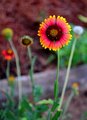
left=81, top=111, right=87, bottom=120
left=51, top=101, right=59, bottom=112
left=51, top=110, right=61, bottom=120
left=0, top=96, right=49, bottom=120
left=34, top=85, right=43, bottom=102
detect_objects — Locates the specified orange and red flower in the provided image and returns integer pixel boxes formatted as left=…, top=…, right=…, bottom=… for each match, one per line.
left=38, top=15, right=72, bottom=51
left=2, top=49, right=14, bottom=61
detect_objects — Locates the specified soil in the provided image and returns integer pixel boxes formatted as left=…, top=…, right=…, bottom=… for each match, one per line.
left=45, top=90, right=87, bottom=120
left=42, top=87, right=87, bottom=120
left=65, top=90, right=87, bottom=120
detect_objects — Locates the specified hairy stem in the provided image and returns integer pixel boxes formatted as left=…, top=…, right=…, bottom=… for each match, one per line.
left=9, top=40, right=22, bottom=103
left=58, top=38, right=77, bottom=110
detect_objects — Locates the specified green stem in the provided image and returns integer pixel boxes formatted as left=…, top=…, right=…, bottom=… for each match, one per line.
left=47, top=109, right=52, bottom=120
left=61, top=91, right=74, bottom=120
left=47, top=50, right=60, bottom=120
left=56, top=50, right=60, bottom=82
left=55, top=50, right=60, bottom=100
left=6, top=60, right=10, bottom=95
left=58, top=38, right=77, bottom=110
left=10, top=84, right=15, bottom=98
left=27, top=47, right=35, bottom=101
left=27, top=46, right=32, bottom=62
left=9, top=40, right=22, bottom=103
left=6, top=60, right=10, bottom=79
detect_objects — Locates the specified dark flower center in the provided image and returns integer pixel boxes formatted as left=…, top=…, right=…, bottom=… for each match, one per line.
left=7, top=49, right=13, bottom=55
left=46, top=25, right=63, bottom=41
left=22, top=39, right=32, bottom=46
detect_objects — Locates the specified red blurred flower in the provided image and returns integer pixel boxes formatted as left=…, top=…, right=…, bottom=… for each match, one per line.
left=38, top=15, right=72, bottom=51
left=2, top=49, right=14, bottom=61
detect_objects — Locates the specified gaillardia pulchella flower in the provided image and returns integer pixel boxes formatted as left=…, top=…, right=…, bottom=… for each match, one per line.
left=2, top=49, right=14, bottom=61
left=21, top=35, right=33, bottom=47
left=38, top=15, right=72, bottom=51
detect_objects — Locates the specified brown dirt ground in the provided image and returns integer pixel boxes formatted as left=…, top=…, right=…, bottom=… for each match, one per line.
left=65, top=90, right=87, bottom=120
left=45, top=90, right=87, bottom=120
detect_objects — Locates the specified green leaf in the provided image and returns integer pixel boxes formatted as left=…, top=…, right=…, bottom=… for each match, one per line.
left=78, top=15, right=87, bottom=23
left=21, top=117, right=28, bottom=120
left=36, top=104, right=49, bottom=113
left=4, top=110, right=17, bottom=120
left=19, top=98, right=33, bottom=115
left=34, top=85, right=43, bottom=102
left=37, top=99, right=53, bottom=105
left=51, top=110, right=62, bottom=120
left=51, top=101, right=59, bottom=112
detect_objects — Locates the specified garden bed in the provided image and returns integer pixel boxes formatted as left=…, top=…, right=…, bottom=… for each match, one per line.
left=0, top=65, right=87, bottom=120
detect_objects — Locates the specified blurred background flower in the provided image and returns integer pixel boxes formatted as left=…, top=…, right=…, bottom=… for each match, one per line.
left=8, top=75, right=15, bottom=86
left=72, top=82, right=79, bottom=95
left=2, top=49, right=14, bottom=61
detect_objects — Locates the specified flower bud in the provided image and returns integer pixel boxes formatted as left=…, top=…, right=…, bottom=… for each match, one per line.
left=8, top=75, right=15, bottom=86
left=21, top=35, right=33, bottom=47
left=73, top=26, right=84, bottom=38
left=1, top=28, right=13, bottom=40
left=72, top=82, right=79, bottom=95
